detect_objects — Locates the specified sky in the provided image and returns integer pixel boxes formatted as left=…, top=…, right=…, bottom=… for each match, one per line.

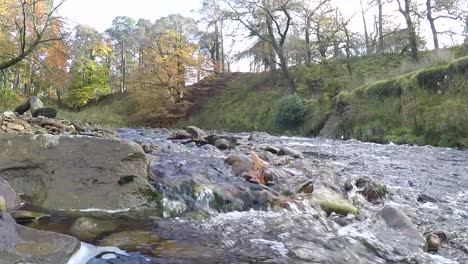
left=59, top=0, right=202, bottom=32
left=59, top=0, right=465, bottom=71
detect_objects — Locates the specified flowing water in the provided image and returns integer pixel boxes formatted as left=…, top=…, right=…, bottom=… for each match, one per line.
left=24, top=129, right=468, bottom=263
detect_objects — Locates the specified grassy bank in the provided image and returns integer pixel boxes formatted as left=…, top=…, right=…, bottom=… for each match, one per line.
left=338, top=56, right=468, bottom=148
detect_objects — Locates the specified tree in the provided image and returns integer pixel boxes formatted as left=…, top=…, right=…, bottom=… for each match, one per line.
left=67, top=25, right=112, bottom=108
left=395, top=0, right=419, bottom=61
left=296, top=0, right=329, bottom=66
left=201, top=0, right=226, bottom=75
left=224, top=0, right=298, bottom=93
left=0, top=0, right=65, bottom=71
left=425, top=0, right=466, bottom=51
left=106, top=16, right=136, bottom=93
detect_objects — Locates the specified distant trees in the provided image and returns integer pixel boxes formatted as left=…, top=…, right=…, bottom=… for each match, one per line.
left=0, top=0, right=467, bottom=109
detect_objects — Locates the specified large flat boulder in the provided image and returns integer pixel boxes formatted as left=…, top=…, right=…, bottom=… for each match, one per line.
left=0, top=178, right=20, bottom=210
left=0, top=134, right=155, bottom=211
left=0, top=212, right=79, bottom=264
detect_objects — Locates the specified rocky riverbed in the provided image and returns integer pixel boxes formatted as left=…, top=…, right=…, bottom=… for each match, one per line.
left=1, top=112, right=467, bottom=263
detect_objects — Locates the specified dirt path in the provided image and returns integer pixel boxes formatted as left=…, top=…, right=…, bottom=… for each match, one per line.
left=147, top=72, right=243, bottom=127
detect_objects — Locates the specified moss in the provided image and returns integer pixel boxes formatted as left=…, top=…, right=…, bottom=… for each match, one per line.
left=448, top=56, right=468, bottom=75
left=308, top=188, right=358, bottom=216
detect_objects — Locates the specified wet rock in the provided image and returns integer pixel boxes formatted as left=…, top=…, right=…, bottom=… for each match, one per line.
left=417, top=193, right=441, bottom=203
left=426, top=230, right=448, bottom=242
left=70, top=217, right=118, bottom=242
left=271, top=156, right=293, bottom=166
left=10, top=210, right=47, bottom=222
left=225, top=154, right=250, bottom=166
left=278, top=147, right=303, bottom=159
left=0, top=196, right=5, bottom=212
left=98, top=230, right=216, bottom=260
left=0, top=179, right=20, bottom=210
left=0, top=134, right=155, bottom=211
left=248, top=131, right=269, bottom=141
left=214, top=138, right=230, bottom=150
left=263, top=145, right=279, bottom=154
left=0, top=212, right=79, bottom=263
left=32, top=107, right=57, bottom=118
left=378, top=206, right=426, bottom=247
left=425, top=233, right=441, bottom=251
left=169, top=130, right=192, bottom=140
left=307, top=188, right=357, bottom=215
left=345, top=177, right=389, bottom=203
left=186, top=126, right=207, bottom=139
left=296, top=180, right=314, bottom=194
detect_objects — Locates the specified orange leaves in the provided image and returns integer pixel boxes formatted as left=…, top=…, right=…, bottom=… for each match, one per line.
left=244, top=152, right=268, bottom=185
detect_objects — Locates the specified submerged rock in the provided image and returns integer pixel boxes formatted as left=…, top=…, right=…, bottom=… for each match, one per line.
left=0, top=212, right=79, bottom=263
left=278, top=147, right=303, bottom=159
left=0, top=134, right=156, bottom=211
left=70, top=217, right=119, bottom=242
left=417, top=193, right=441, bottom=203
left=10, top=210, right=47, bottom=223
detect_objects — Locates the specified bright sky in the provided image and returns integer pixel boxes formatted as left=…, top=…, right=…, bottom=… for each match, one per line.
left=60, top=0, right=202, bottom=32
left=60, top=0, right=465, bottom=72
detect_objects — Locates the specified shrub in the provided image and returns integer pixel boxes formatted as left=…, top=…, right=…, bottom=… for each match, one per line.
left=0, top=89, right=19, bottom=110
left=274, top=94, right=308, bottom=129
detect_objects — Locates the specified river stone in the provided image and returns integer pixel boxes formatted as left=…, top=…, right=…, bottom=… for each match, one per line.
left=6, top=122, right=24, bottom=131
left=29, top=96, right=44, bottom=114
left=169, top=130, right=192, bottom=140
left=378, top=206, right=426, bottom=247
left=0, top=179, right=20, bottom=210
left=186, top=126, right=207, bottom=139
left=2, top=111, right=16, bottom=119
left=32, top=107, right=57, bottom=118
left=0, top=134, right=156, bottom=211
left=307, top=188, right=358, bottom=215
left=278, top=147, right=303, bottom=159
left=0, top=196, right=5, bottom=212
left=70, top=217, right=119, bottom=242
left=0, top=212, right=79, bottom=264
left=214, top=138, right=230, bottom=150
left=10, top=210, right=47, bottom=222
left=296, top=180, right=315, bottom=194
left=425, top=233, right=441, bottom=251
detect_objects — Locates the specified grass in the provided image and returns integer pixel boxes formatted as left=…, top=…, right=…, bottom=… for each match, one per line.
left=338, top=56, right=468, bottom=148
left=57, top=99, right=134, bottom=127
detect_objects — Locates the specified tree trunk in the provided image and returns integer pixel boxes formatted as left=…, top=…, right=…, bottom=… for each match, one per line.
left=397, top=0, right=419, bottom=61
left=426, top=0, right=439, bottom=50
left=305, top=17, right=312, bottom=66
left=360, top=0, right=370, bottom=54
left=377, top=0, right=384, bottom=53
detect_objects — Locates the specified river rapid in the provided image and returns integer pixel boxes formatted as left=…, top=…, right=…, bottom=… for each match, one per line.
left=27, top=128, right=468, bottom=263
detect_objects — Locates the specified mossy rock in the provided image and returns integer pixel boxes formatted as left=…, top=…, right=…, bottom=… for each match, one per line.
left=0, top=196, right=6, bottom=212
left=307, top=188, right=358, bottom=216
left=10, top=210, right=48, bottom=222
left=448, top=56, right=468, bottom=75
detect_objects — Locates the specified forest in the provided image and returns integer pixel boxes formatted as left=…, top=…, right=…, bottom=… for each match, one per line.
left=0, top=0, right=467, bottom=136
